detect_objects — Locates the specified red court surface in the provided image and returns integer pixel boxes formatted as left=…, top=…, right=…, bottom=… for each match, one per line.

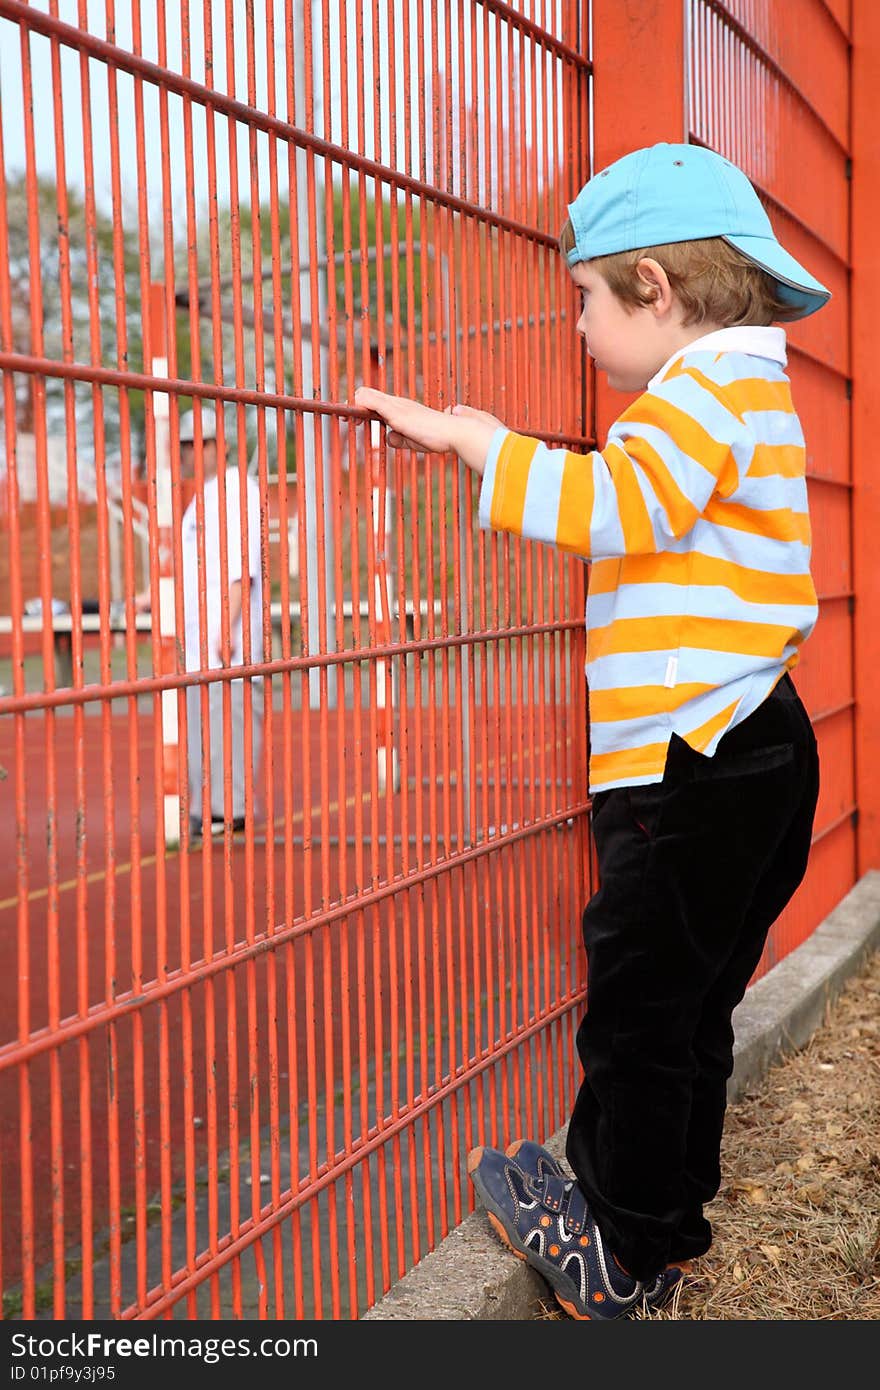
left=0, top=698, right=586, bottom=1290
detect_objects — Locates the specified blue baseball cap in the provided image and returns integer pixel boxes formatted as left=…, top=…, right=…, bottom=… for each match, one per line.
left=565, top=143, right=830, bottom=320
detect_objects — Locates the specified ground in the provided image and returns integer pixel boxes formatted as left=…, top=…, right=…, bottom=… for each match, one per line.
left=541, top=945, right=880, bottom=1321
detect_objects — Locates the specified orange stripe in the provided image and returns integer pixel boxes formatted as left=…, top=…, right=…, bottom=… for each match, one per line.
left=668, top=367, right=795, bottom=420
left=555, top=449, right=596, bottom=555
left=720, top=377, right=795, bottom=416
left=589, top=740, right=669, bottom=785
left=587, top=550, right=816, bottom=607
left=666, top=362, right=747, bottom=421
left=588, top=614, right=802, bottom=660
left=684, top=696, right=742, bottom=753
left=603, top=442, right=658, bottom=553
left=747, top=443, right=805, bottom=479
left=588, top=681, right=716, bottom=722
left=704, top=497, right=811, bottom=544
left=619, top=434, right=699, bottom=538
left=617, top=394, right=730, bottom=474
left=490, top=431, right=538, bottom=535
left=588, top=557, right=622, bottom=595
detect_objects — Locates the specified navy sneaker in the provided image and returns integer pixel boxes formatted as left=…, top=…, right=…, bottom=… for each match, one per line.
left=505, top=1138, right=568, bottom=1182
left=643, top=1260, right=692, bottom=1312
left=506, top=1139, right=695, bottom=1314
left=467, top=1145, right=645, bottom=1320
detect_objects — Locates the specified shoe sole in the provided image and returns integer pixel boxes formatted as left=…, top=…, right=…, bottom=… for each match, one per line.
left=467, top=1146, right=593, bottom=1320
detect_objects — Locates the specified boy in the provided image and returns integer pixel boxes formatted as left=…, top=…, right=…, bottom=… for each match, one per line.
left=354, top=142, right=825, bottom=1319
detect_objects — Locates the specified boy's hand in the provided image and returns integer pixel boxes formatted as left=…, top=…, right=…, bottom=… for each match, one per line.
left=354, top=388, right=502, bottom=477
left=354, top=387, right=458, bottom=453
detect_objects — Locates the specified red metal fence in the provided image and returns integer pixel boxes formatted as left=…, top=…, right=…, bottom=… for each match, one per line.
left=0, top=0, right=876, bottom=1321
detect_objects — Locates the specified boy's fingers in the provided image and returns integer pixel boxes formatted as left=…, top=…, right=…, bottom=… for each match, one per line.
left=386, top=431, right=425, bottom=451
left=355, top=385, right=397, bottom=413
left=453, top=403, right=502, bottom=425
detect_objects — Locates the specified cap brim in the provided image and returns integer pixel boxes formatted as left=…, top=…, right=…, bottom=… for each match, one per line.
left=722, top=234, right=831, bottom=320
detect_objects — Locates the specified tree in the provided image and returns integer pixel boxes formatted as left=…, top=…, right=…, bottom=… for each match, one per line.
left=2, top=173, right=149, bottom=487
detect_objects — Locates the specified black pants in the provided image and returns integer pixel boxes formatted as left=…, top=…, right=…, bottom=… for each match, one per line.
left=566, top=674, right=820, bottom=1282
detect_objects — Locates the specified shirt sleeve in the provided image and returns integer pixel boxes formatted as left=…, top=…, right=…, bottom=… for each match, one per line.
left=221, top=475, right=262, bottom=583
left=477, top=368, right=747, bottom=561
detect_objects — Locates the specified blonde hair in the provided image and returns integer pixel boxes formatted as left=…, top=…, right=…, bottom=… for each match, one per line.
left=558, top=219, right=799, bottom=327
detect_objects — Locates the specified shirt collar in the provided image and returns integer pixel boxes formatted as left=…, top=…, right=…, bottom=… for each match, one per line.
left=647, top=325, right=788, bottom=390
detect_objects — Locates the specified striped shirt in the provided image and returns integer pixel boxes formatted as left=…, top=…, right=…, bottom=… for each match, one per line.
left=477, top=326, right=817, bottom=792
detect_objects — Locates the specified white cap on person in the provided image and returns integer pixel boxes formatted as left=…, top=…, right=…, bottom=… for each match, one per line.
left=178, top=406, right=218, bottom=442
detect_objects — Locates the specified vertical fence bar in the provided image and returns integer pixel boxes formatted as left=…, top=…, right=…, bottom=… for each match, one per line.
left=851, top=0, right=880, bottom=871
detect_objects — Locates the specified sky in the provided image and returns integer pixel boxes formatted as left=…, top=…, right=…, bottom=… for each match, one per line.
left=0, top=0, right=568, bottom=223
left=1, top=0, right=376, bottom=216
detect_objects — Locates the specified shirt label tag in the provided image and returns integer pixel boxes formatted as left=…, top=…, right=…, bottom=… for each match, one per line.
left=664, top=655, right=678, bottom=688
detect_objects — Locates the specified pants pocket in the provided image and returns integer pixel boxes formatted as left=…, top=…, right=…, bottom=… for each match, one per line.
left=690, top=740, right=795, bottom=781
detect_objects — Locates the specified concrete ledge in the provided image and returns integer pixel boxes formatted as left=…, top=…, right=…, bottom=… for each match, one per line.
left=364, top=870, right=880, bottom=1320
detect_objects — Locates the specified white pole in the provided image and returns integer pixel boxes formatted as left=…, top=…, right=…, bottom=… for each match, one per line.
left=371, top=418, right=400, bottom=795
left=150, top=330, right=179, bottom=848
left=296, top=0, right=337, bottom=709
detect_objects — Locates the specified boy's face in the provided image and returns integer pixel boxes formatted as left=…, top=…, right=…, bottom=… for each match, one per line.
left=571, top=260, right=675, bottom=393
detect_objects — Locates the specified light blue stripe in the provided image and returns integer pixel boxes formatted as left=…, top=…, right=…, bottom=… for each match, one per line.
left=674, top=644, right=801, bottom=686
left=589, top=452, right=627, bottom=557
left=644, top=370, right=744, bottom=441
left=729, top=473, right=809, bottom=512
left=477, top=426, right=508, bottom=531
left=683, top=351, right=786, bottom=387
left=742, top=410, right=805, bottom=446
left=684, top=522, right=812, bottom=573
left=586, top=648, right=681, bottom=689
left=521, top=441, right=570, bottom=550
left=588, top=714, right=663, bottom=755
left=586, top=582, right=816, bottom=631
left=586, top=646, right=795, bottom=691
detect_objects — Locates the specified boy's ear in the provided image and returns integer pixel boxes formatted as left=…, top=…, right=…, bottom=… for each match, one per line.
left=635, top=257, right=674, bottom=315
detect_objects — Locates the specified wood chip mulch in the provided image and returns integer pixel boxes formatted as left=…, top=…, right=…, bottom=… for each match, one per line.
left=539, top=945, right=880, bottom=1320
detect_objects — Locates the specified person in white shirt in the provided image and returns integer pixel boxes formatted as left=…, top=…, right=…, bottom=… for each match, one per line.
left=137, top=406, right=264, bottom=838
